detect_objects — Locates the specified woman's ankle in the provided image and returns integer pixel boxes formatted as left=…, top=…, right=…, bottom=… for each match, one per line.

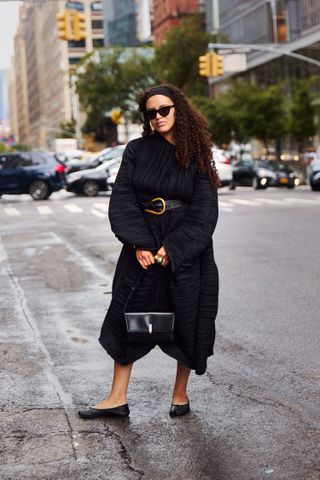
left=107, top=392, right=128, bottom=404
left=171, top=391, right=189, bottom=404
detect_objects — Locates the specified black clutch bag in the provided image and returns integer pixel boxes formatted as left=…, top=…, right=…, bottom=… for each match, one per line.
left=124, top=272, right=175, bottom=344
left=125, top=311, right=175, bottom=343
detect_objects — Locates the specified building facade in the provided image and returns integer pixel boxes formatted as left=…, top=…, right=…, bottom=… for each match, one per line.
left=206, top=0, right=320, bottom=147
left=9, top=0, right=105, bottom=149
left=153, top=0, right=201, bottom=44
left=8, top=61, right=19, bottom=140
left=0, top=70, right=9, bottom=137
left=103, top=0, right=138, bottom=46
left=207, top=0, right=320, bottom=84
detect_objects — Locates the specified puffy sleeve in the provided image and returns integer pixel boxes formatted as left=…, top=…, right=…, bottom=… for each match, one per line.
left=163, top=171, right=218, bottom=273
left=108, top=140, right=157, bottom=251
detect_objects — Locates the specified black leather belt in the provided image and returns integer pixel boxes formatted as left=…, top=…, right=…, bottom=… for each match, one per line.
left=138, top=197, right=185, bottom=215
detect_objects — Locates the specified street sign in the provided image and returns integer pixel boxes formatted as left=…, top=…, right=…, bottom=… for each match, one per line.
left=223, top=53, right=247, bottom=72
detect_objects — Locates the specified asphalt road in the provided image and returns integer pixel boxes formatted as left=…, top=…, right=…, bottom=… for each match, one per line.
left=0, top=186, right=319, bottom=480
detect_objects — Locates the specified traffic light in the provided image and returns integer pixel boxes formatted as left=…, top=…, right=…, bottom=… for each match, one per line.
left=56, top=10, right=72, bottom=41
left=212, top=53, right=224, bottom=76
left=199, top=52, right=224, bottom=77
left=199, top=54, right=211, bottom=77
left=73, top=11, right=86, bottom=41
left=111, top=109, right=122, bottom=125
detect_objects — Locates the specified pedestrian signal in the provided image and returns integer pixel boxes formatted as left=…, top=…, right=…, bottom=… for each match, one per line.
left=73, top=12, right=86, bottom=41
left=56, top=10, right=72, bottom=41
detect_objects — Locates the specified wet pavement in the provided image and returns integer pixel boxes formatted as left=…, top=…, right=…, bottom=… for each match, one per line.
left=0, top=187, right=319, bottom=480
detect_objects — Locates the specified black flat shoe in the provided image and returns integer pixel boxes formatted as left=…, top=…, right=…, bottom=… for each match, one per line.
left=78, top=403, right=130, bottom=419
left=169, top=402, right=190, bottom=417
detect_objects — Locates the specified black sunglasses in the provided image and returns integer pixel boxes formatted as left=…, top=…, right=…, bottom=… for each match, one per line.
left=144, top=105, right=175, bottom=120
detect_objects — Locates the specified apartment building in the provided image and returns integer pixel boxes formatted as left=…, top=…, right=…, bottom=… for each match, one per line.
left=9, top=0, right=104, bottom=149
left=153, top=0, right=202, bottom=45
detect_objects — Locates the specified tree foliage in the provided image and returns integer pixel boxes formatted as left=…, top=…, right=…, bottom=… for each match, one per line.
left=195, top=82, right=289, bottom=148
left=288, top=79, right=316, bottom=149
left=76, top=48, right=156, bottom=135
left=155, top=16, right=219, bottom=97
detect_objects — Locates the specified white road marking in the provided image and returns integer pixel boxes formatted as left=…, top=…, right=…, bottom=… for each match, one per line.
left=93, top=203, right=108, bottom=212
left=91, top=209, right=106, bottom=218
left=220, top=207, right=233, bottom=212
left=229, top=198, right=262, bottom=206
left=63, top=204, right=83, bottom=213
left=255, top=197, right=285, bottom=205
left=37, top=206, right=53, bottom=215
left=283, top=197, right=320, bottom=205
left=4, top=207, right=20, bottom=216
left=219, top=201, right=233, bottom=207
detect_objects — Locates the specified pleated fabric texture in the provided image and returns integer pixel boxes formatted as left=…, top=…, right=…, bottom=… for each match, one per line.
left=99, top=132, right=219, bottom=375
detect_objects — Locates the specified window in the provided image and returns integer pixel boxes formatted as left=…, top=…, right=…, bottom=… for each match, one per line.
left=93, top=38, right=104, bottom=47
left=92, top=19, right=104, bottom=29
left=0, top=154, right=31, bottom=169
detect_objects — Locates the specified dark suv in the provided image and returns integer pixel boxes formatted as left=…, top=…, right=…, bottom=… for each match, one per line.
left=0, top=152, right=66, bottom=200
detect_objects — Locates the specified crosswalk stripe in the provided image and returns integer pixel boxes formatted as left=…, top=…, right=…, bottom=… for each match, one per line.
left=229, top=198, right=261, bottom=206
left=4, top=207, right=20, bottom=216
left=93, top=203, right=108, bottom=212
left=63, top=204, right=83, bottom=213
left=283, top=197, right=320, bottom=205
left=255, top=198, right=285, bottom=205
left=219, top=201, right=232, bottom=207
left=91, top=209, right=106, bottom=218
left=37, top=206, right=53, bottom=215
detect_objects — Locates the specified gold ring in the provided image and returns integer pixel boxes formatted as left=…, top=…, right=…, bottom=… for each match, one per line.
left=154, top=255, right=163, bottom=264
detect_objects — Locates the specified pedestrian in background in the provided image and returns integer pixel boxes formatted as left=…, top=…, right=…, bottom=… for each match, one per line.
left=79, top=84, right=219, bottom=419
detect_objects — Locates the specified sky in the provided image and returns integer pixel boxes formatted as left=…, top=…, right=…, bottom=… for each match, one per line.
left=0, top=2, right=21, bottom=70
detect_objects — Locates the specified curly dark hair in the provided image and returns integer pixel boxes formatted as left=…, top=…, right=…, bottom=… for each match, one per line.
left=137, top=84, right=220, bottom=187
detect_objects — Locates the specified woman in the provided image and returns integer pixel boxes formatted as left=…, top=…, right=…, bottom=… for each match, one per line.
left=79, top=84, right=219, bottom=419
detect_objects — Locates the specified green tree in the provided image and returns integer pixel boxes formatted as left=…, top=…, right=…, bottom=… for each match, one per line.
left=193, top=95, right=244, bottom=146
left=155, top=16, right=220, bottom=97
left=288, top=79, right=316, bottom=152
left=226, top=81, right=288, bottom=151
left=76, top=48, right=156, bottom=142
left=59, top=120, right=76, bottom=138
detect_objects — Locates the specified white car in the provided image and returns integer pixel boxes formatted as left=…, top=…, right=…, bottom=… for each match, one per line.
left=212, top=148, right=233, bottom=187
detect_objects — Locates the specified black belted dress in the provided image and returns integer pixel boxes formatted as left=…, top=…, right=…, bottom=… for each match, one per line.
left=99, top=132, right=219, bottom=375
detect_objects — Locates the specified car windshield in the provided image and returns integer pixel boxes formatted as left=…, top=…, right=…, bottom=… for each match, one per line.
left=256, top=160, right=287, bottom=171
left=94, top=146, right=125, bottom=163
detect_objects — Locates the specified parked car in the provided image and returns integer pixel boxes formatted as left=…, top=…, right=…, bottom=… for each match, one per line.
left=212, top=148, right=233, bottom=187
left=231, top=157, right=298, bottom=189
left=105, top=163, right=121, bottom=190
left=65, top=145, right=126, bottom=174
left=0, top=151, right=66, bottom=200
left=309, top=160, right=320, bottom=191
left=66, top=157, right=122, bottom=196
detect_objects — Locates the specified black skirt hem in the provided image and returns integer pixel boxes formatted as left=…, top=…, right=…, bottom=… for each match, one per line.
left=99, top=335, right=212, bottom=375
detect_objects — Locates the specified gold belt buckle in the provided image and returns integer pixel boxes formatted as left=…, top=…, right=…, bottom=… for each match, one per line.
left=144, top=197, right=166, bottom=215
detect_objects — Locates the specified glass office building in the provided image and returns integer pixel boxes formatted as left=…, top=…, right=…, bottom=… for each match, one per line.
left=207, top=0, right=320, bottom=85
left=103, top=0, right=139, bottom=46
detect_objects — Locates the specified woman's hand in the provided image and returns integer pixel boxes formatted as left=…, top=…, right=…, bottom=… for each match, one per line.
left=135, top=249, right=155, bottom=270
left=156, top=246, right=170, bottom=267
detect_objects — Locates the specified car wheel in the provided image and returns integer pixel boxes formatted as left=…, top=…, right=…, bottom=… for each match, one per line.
left=28, top=180, right=50, bottom=200
left=229, top=182, right=236, bottom=190
left=82, top=180, right=99, bottom=196
left=311, top=184, right=320, bottom=191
